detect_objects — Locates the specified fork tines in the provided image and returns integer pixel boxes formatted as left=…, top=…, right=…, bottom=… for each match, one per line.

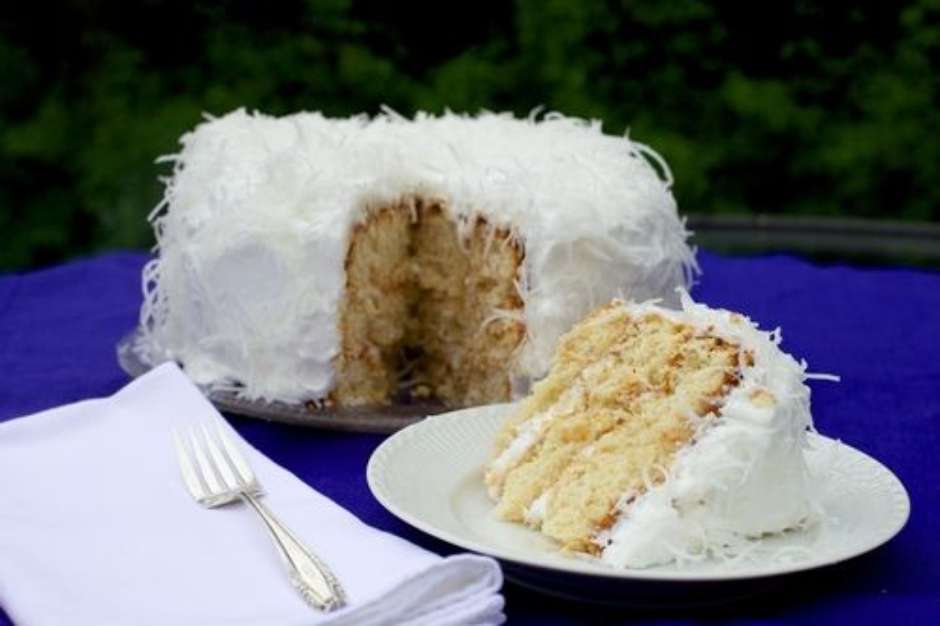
left=173, top=418, right=260, bottom=507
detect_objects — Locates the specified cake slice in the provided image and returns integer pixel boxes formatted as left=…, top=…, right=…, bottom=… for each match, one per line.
left=485, top=291, right=819, bottom=568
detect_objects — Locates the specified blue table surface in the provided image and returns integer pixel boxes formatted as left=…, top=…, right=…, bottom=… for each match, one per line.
left=1, top=250, right=938, bottom=624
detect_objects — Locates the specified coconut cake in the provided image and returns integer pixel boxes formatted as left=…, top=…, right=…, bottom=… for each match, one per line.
left=485, top=291, right=821, bottom=567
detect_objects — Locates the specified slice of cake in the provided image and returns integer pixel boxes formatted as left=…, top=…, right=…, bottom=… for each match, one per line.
left=485, top=291, right=819, bottom=568
left=138, top=108, right=697, bottom=410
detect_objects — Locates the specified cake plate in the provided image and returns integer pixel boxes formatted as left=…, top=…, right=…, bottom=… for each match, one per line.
left=116, top=328, right=444, bottom=433
left=367, top=403, right=911, bottom=606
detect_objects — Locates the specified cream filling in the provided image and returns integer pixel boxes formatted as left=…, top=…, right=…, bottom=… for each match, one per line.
left=524, top=492, right=550, bottom=526
left=489, top=410, right=552, bottom=480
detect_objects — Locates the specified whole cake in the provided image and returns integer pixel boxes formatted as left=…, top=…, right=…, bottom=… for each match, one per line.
left=485, top=291, right=820, bottom=568
left=139, top=108, right=696, bottom=407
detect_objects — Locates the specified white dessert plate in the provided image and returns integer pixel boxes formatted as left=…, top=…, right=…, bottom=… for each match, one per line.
left=117, top=328, right=442, bottom=433
left=367, top=403, right=910, bottom=606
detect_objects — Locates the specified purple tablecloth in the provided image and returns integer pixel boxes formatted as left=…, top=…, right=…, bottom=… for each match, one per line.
left=1, top=251, right=937, bottom=624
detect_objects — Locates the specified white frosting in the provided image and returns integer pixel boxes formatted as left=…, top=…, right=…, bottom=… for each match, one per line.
left=598, top=291, right=821, bottom=568
left=139, top=108, right=695, bottom=402
left=525, top=492, right=550, bottom=525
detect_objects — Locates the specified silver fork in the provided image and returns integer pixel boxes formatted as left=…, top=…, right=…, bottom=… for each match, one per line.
left=172, top=419, right=347, bottom=612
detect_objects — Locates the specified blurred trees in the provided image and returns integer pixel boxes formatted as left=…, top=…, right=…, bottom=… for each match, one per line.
left=1, top=0, right=938, bottom=269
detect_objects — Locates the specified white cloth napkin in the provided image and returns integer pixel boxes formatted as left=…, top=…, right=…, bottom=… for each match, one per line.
left=0, top=363, right=505, bottom=626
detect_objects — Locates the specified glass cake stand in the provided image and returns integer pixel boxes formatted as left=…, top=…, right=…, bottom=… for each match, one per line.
left=116, top=328, right=446, bottom=433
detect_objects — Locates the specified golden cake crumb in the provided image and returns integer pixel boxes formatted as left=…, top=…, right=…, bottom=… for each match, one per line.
left=749, top=388, right=776, bottom=407
left=335, top=197, right=525, bottom=406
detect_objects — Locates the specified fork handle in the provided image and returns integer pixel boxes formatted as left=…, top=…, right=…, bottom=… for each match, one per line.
left=240, top=493, right=347, bottom=612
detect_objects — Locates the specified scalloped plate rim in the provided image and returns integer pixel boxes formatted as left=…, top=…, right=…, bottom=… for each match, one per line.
left=367, top=403, right=911, bottom=583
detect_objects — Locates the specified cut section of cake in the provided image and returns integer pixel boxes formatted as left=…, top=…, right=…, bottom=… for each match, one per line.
left=335, top=197, right=525, bottom=407
left=485, top=291, right=819, bottom=568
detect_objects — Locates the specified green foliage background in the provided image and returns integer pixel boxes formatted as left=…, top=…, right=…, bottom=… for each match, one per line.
left=2, top=0, right=939, bottom=270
